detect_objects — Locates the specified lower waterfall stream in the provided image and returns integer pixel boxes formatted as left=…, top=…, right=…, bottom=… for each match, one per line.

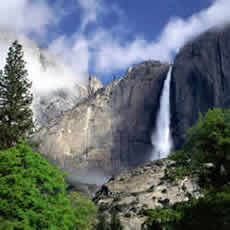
left=151, top=66, right=173, bottom=160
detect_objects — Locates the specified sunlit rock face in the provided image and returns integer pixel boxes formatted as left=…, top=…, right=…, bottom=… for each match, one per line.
left=33, top=61, right=169, bottom=183
left=33, top=86, right=88, bottom=128
left=88, top=75, right=103, bottom=95
left=94, top=159, right=201, bottom=230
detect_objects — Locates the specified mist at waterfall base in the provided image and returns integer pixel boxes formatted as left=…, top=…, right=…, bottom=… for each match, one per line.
left=151, top=67, right=173, bottom=160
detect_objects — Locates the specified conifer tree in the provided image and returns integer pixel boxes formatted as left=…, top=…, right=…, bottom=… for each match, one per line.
left=0, top=40, right=33, bottom=149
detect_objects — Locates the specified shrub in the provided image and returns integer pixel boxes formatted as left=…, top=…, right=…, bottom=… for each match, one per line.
left=69, top=191, right=98, bottom=230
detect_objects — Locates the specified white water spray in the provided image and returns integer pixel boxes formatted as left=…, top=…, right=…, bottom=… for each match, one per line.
left=151, top=66, right=173, bottom=160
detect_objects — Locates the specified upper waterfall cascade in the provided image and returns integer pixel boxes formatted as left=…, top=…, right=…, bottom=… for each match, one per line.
left=151, top=66, right=173, bottom=160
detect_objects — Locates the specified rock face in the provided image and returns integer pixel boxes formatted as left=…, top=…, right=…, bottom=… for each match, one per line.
left=171, top=25, right=230, bottom=149
left=34, top=61, right=169, bottom=183
left=33, top=85, right=88, bottom=128
left=94, top=159, right=201, bottom=230
left=88, top=75, right=103, bottom=95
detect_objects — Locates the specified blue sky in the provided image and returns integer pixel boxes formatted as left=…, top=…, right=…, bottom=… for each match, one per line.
left=0, top=0, right=229, bottom=86
left=55, top=0, right=212, bottom=41
left=44, top=0, right=213, bottom=83
left=46, top=0, right=212, bottom=38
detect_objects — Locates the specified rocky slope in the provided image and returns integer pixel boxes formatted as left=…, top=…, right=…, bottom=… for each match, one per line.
left=33, top=61, right=169, bottom=183
left=171, top=24, right=230, bottom=149
left=94, top=159, right=201, bottom=230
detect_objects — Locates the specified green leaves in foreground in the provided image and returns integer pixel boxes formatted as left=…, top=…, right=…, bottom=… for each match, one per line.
left=0, top=141, right=75, bottom=230
left=69, top=191, right=98, bottom=230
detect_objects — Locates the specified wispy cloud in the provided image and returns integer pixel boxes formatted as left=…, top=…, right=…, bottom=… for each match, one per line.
left=84, top=0, right=230, bottom=73
left=49, top=0, right=230, bottom=75
left=77, top=0, right=106, bottom=31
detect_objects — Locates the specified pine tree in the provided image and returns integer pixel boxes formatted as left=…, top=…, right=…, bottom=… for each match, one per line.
left=0, top=40, right=33, bottom=149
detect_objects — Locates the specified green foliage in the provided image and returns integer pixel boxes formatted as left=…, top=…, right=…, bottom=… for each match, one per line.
left=144, top=208, right=181, bottom=230
left=96, top=215, right=110, bottom=230
left=144, top=185, right=230, bottom=230
left=110, top=212, right=124, bottom=230
left=96, top=212, right=123, bottom=230
left=169, top=108, right=230, bottom=186
left=0, top=141, right=76, bottom=230
left=69, top=191, right=98, bottom=230
left=0, top=41, right=33, bottom=149
left=163, top=162, right=191, bottom=182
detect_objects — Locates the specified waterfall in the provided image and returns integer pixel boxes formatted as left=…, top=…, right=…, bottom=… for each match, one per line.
left=151, top=66, right=173, bottom=160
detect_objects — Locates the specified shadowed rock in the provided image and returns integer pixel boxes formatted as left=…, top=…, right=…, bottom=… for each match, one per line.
left=171, top=24, right=230, bottom=149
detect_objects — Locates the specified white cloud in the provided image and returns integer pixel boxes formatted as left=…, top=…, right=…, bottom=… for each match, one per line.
left=48, top=34, right=89, bottom=85
left=0, top=0, right=90, bottom=96
left=0, top=0, right=57, bottom=37
left=87, top=0, right=230, bottom=73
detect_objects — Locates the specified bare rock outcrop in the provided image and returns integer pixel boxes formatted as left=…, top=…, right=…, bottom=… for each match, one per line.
left=33, top=85, right=88, bottom=128
left=88, top=75, right=103, bottom=95
left=94, top=159, right=201, bottom=230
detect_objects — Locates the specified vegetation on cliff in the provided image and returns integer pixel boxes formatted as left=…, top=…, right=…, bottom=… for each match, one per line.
left=144, top=108, right=230, bottom=230
left=96, top=212, right=124, bottom=230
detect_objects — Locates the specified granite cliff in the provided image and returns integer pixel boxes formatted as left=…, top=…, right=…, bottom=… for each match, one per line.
left=30, top=24, right=230, bottom=229
left=34, top=61, right=169, bottom=183
left=171, top=25, right=230, bottom=149
left=34, top=24, right=230, bottom=185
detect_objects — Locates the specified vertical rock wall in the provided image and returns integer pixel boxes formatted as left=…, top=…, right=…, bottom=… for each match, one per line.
left=171, top=25, right=230, bottom=149
left=34, top=61, right=169, bottom=182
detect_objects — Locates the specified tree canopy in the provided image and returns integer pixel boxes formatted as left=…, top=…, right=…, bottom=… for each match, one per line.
left=171, top=108, right=230, bottom=187
left=0, top=141, right=77, bottom=230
